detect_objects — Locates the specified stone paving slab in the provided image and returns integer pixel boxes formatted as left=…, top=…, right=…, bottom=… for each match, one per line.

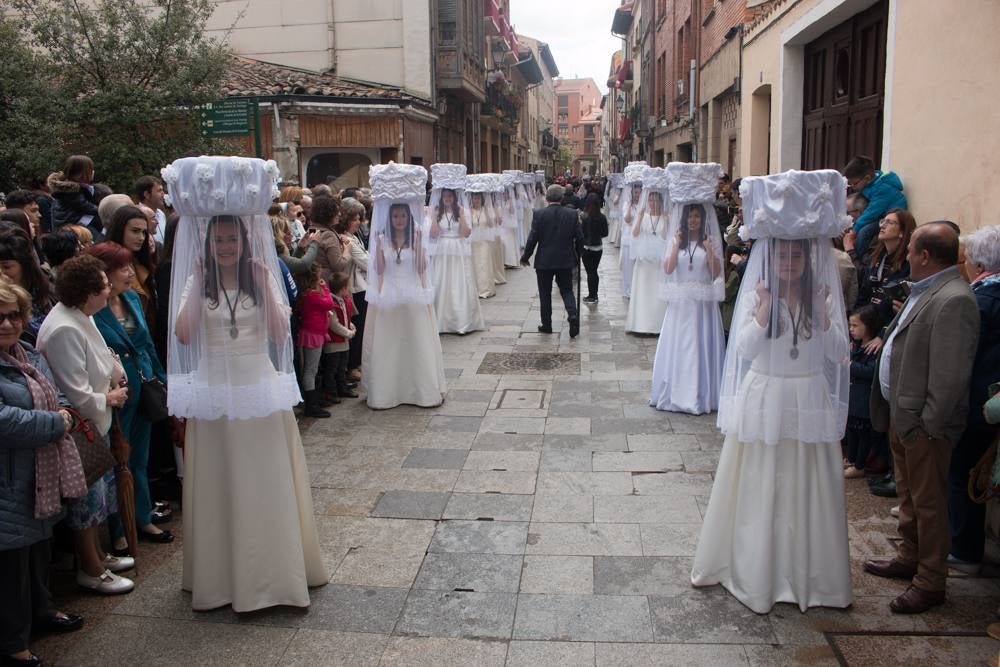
left=413, top=553, right=523, bottom=593
left=506, top=640, right=596, bottom=667
left=429, top=520, right=529, bottom=555
left=402, top=448, right=469, bottom=470
left=371, top=491, right=452, bottom=520
left=593, top=495, right=703, bottom=524
left=594, top=642, right=751, bottom=667
left=592, top=556, right=694, bottom=596
left=395, top=590, right=517, bottom=640
left=442, top=492, right=534, bottom=521
left=647, top=592, right=777, bottom=644
left=280, top=629, right=389, bottom=667
left=512, top=594, right=654, bottom=642
left=525, top=523, right=643, bottom=556
left=380, top=636, right=509, bottom=667
left=520, top=555, right=594, bottom=594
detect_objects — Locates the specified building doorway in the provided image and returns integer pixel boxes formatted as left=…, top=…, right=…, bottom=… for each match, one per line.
left=306, top=152, right=373, bottom=189
left=802, top=0, right=888, bottom=170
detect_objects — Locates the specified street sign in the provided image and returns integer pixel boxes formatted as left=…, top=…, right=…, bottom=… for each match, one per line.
left=198, top=98, right=251, bottom=137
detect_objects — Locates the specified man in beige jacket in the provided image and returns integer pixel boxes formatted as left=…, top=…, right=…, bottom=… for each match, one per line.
left=864, top=222, right=979, bottom=614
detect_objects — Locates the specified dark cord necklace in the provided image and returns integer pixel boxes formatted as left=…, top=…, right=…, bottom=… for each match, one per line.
left=221, top=286, right=239, bottom=339
left=649, top=213, right=661, bottom=235
left=685, top=241, right=696, bottom=271
left=785, top=300, right=806, bottom=360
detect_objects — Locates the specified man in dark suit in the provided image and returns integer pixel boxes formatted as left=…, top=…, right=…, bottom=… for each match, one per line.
left=864, top=222, right=980, bottom=614
left=521, top=184, right=585, bottom=337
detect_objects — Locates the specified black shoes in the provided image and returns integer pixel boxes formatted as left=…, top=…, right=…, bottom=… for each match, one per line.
left=537, top=325, right=554, bottom=334
left=583, top=295, right=598, bottom=303
left=35, top=612, right=84, bottom=634
left=304, top=390, right=332, bottom=417
left=568, top=317, right=580, bottom=338
left=139, top=528, right=175, bottom=544
left=2, top=655, right=42, bottom=666
left=869, top=472, right=897, bottom=498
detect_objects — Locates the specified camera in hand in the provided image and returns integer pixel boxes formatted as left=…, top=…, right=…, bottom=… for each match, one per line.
left=871, top=279, right=910, bottom=306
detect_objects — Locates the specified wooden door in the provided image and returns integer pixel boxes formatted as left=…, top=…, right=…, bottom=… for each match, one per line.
left=802, top=0, right=887, bottom=170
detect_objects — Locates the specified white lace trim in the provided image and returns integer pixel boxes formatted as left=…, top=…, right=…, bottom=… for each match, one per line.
left=168, top=371, right=300, bottom=420
left=658, top=279, right=725, bottom=303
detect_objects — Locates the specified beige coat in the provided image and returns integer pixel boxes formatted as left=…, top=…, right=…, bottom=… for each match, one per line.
left=870, top=269, right=979, bottom=445
left=313, top=228, right=350, bottom=283
left=37, top=302, right=126, bottom=436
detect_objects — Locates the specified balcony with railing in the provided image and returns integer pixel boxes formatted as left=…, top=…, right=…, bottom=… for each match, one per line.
left=481, top=80, right=521, bottom=132
left=436, top=0, right=486, bottom=102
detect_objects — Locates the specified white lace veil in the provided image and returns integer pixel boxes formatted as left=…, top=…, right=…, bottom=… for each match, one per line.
left=630, top=166, right=670, bottom=262
left=659, top=162, right=725, bottom=302
left=498, top=173, right=521, bottom=230
left=161, top=156, right=299, bottom=420
left=717, top=169, right=853, bottom=445
left=366, top=162, right=434, bottom=307
left=465, top=174, right=498, bottom=242
left=427, top=163, right=471, bottom=257
left=620, top=162, right=647, bottom=249
left=605, top=173, right=623, bottom=220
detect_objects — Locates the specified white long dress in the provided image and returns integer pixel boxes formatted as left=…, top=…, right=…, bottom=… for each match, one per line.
left=690, top=303, right=852, bottom=614
left=492, top=237, right=507, bottom=285
left=624, top=214, right=668, bottom=334
left=649, top=244, right=725, bottom=414
left=182, top=291, right=328, bottom=612
left=469, top=208, right=496, bottom=299
left=499, top=226, right=520, bottom=268
left=430, top=219, right=485, bottom=334
left=619, top=203, right=638, bottom=296
left=362, top=248, right=447, bottom=409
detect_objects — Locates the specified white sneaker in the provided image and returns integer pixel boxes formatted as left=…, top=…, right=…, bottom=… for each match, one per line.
left=890, top=505, right=900, bottom=517
left=77, top=569, right=134, bottom=595
left=946, top=553, right=982, bottom=575
left=103, top=554, right=135, bottom=573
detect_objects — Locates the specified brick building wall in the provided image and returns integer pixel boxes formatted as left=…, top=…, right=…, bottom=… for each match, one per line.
left=554, top=78, right=602, bottom=157
left=701, top=0, right=750, bottom=61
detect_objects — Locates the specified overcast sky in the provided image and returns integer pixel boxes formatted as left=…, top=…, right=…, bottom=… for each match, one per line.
left=509, top=0, right=624, bottom=95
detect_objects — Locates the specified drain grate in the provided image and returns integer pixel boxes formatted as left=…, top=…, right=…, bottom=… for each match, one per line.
left=476, top=352, right=581, bottom=376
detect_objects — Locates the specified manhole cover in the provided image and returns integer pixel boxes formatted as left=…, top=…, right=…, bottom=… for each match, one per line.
left=497, top=389, right=546, bottom=409
left=477, top=352, right=581, bottom=376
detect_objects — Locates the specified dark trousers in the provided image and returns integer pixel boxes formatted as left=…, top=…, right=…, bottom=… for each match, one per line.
left=846, top=419, right=878, bottom=467
left=0, top=540, right=55, bottom=654
left=948, top=427, right=994, bottom=562
left=348, top=291, right=367, bottom=371
left=854, top=221, right=879, bottom=262
left=581, top=248, right=602, bottom=298
left=323, top=350, right=350, bottom=395
left=536, top=268, right=577, bottom=327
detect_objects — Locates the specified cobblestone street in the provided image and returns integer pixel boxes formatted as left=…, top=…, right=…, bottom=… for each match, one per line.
left=38, top=245, right=998, bottom=666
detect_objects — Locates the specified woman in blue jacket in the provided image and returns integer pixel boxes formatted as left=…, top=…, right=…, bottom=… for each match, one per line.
left=87, top=243, right=171, bottom=556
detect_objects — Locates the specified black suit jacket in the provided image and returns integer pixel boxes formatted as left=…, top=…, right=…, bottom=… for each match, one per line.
left=521, top=204, right=584, bottom=270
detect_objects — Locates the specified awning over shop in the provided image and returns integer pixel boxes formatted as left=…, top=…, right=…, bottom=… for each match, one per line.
left=611, top=3, right=634, bottom=36
left=515, top=50, right=544, bottom=85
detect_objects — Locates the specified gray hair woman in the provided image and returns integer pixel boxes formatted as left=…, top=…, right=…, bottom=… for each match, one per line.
left=333, top=197, right=369, bottom=385
left=36, top=255, right=135, bottom=595
left=0, top=279, right=86, bottom=665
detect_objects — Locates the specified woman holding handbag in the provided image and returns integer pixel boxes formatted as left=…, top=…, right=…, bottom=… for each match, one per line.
left=0, top=278, right=88, bottom=667
left=37, top=254, right=134, bottom=595
left=88, top=242, right=172, bottom=555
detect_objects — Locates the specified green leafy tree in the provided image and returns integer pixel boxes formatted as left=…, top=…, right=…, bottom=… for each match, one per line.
left=554, top=142, right=577, bottom=177
left=3, top=0, right=237, bottom=192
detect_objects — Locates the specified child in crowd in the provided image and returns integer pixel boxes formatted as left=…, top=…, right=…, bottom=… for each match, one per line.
left=295, top=265, right=333, bottom=418
left=844, top=305, right=883, bottom=478
left=841, top=155, right=906, bottom=261
left=325, top=271, right=357, bottom=402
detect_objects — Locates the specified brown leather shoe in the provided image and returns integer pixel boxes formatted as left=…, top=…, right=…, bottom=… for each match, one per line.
left=863, top=558, right=917, bottom=580
left=889, top=585, right=945, bottom=614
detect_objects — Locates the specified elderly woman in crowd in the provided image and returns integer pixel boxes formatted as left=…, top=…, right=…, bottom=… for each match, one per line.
left=335, top=197, right=369, bottom=384
left=0, top=278, right=86, bottom=667
left=0, top=232, right=55, bottom=345
left=87, top=242, right=171, bottom=556
left=37, top=254, right=134, bottom=595
left=947, top=225, right=1000, bottom=574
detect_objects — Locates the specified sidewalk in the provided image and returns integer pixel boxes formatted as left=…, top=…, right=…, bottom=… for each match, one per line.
left=44, top=243, right=998, bottom=666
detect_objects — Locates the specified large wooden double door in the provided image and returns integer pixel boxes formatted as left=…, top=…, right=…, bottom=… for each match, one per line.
left=802, top=0, right=888, bottom=170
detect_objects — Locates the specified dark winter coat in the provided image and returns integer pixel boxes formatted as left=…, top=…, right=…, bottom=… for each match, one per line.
left=965, top=275, right=1000, bottom=432
left=848, top=344, right=877, bottom=419
left=47, top=172, right=100, bottom=233
left=0, top=341, right=68, bottom=551
left=858, top=255, right=909, bottom=325
left=581, top=211, right=608, bottom=247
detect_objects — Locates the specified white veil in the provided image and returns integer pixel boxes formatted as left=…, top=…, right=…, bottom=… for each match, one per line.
left=629, top=166, right=670, bottom=262
left=161, top=156, right=299, bottom=420
left=426, top=163, right=471, bottom=257
left=366, top=162, right=434, bottom=307
left=717, top=169, right=853, bottom=445
left=659, top=162, right=725, bottom=302
left=498, top=173, right=521, bottom=230
left=465, top=174, right=498, bottom=242
left=620, top=161, right=647, bottom=250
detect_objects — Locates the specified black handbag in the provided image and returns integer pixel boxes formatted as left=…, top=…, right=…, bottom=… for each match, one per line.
left=136, top=364, right=169, bottom=423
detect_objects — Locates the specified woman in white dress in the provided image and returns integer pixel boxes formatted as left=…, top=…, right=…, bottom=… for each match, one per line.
left=691, top=169, right=853, bottom=615
left=625, top=167, right=668, bottom=334
left=489, top=182, right=508, bottom=286
left=427, top=164, right=484, bottom=335
left=650, top=163, right=726, bottom=414
left=466, top=178, right=497, bottom=299
left=362, top=162, right=446, bottom=409
left=605, top=173, right=623, bottom=246
left=498, top=174, right=521, bottom=268
left=619, top=162, right=645, bottom=297
left=163, top=156, right=328, bottom=612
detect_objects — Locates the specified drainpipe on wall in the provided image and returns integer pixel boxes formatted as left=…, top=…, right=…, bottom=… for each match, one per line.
left=398, top=117, right=405, bottom=163
left=689, top=59, right=698, bottom=161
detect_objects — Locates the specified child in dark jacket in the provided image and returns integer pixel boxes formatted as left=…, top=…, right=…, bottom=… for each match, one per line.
left=844, top=305, right=884, bottom=478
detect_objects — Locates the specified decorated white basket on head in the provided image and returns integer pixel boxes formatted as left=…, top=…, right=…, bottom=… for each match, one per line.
left=659, top=162, right=725, bottom=302
left=427, top=163, right=470, bottom=257
left=161, top=156, right=280, bottom=217
left=623, top=161, right=647, bottom=185
left=630, top=166, right=670, bottom=262
left=367, top=162, right=434, bottom=306
left=739, top=169, right=850, bottom=241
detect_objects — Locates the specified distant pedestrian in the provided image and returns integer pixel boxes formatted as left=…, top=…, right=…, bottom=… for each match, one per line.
left=580, top=193, right=608, bottom=303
